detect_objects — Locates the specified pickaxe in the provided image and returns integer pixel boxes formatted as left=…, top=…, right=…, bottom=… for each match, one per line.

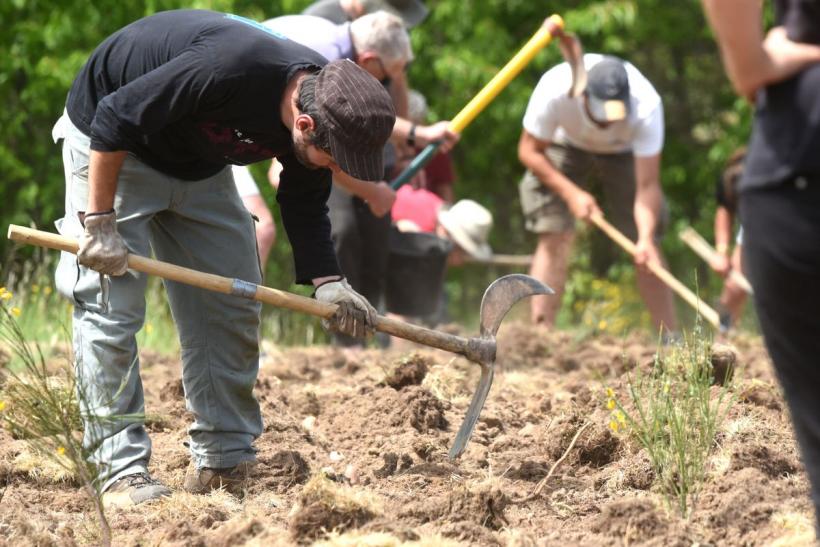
left=7, top=225, right=552, bottom=460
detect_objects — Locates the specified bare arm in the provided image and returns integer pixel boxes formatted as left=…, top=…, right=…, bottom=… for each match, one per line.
left=332, top=169, right=396, bottom=218
left=714, top=206, right=734, bottom=254
left=392, top=117, right=460, bottom=153
left=87, top=150, right=127, bottom=212
left=711, top=205, right=734, bottom=275
left=517, top=130, right=600, bottom=219
left=701, top=0, right=820, bottom=97
left=633, top=154, right=663, bottom=244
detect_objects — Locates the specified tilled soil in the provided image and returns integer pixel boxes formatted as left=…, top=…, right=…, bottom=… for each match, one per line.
left=0, top=324, right=813, bottom=546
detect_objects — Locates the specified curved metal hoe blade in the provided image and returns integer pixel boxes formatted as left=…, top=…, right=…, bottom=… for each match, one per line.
left=449, top=274, right=553, bottom=460
left=480, top=274, right=554, bottom=338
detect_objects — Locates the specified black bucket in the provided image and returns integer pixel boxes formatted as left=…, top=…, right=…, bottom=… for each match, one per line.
left=386, top=228, right=452, bottom=316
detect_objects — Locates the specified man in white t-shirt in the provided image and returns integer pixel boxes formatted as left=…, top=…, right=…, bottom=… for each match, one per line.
left=518, top=54, right=677, bottom=333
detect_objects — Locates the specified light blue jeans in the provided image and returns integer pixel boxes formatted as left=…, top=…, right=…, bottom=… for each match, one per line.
left=53, top=113, right=263, bottom=490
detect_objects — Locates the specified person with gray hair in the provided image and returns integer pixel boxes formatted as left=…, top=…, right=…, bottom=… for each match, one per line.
left=233, top=13, right=458, bottom=349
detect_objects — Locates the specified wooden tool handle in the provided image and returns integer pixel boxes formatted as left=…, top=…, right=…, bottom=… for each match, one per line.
left=679, top=227, right=753, bottom=295
left=7, top=225, right=471, bottom=354
left=588, top=215, right=721, bottom=329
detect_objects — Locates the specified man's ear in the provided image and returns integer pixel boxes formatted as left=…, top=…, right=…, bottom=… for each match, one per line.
left=294, top=114, right=315, bottom=133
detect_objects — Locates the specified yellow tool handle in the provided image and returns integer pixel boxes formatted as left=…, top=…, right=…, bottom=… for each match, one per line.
left=589, top=214, right=721, bottom=329
left=449, top=14, right=564, bottom=133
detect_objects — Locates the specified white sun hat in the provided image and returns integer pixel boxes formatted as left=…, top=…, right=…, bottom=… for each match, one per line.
left=437, top=199, right=493, bottom=260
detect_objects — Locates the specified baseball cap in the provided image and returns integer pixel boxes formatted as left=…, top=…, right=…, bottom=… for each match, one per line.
left=315, top=59, right=396, bottom=181
left=363, top=0, right=429, bottom=28
left=585, top=56, right=631, bottom=123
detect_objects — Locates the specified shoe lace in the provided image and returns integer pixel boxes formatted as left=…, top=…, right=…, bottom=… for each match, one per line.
left=122, top=472, right=160, bottom=488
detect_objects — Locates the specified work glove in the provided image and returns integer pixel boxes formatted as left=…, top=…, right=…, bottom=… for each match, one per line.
left=314, top=278, right=377, bottom=339
left=77, top=209, right=129, bottom=276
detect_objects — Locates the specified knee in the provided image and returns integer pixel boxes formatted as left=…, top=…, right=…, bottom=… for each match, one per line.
left=537, top=232, right=573, bottom=254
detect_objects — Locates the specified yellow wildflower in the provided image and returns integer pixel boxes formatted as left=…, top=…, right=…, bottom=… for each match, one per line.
left=10, top=307, right=21, bottom=317
left=0, top=289, right=11, bottom=301
left=0, top=401, right=6, bottom=412
left=31, top=284, right=40, bottom=294
left=57, top=446, right=66, bottom=456
left=598, top=320, right=608, bottom=331
left=609, top=420, right=619, bottom=433
left=44, top=286, right=53, bottom=296
left=615, top=410, right=627, bottom=425
left=606, top=398, right=616, bottom=410
left=605, top=387, right=615, bottom=398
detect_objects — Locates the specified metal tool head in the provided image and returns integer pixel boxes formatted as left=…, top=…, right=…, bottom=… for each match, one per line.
left=449, top=274, right=553, bottom=460
left=479, top=274, right=555, bottom=339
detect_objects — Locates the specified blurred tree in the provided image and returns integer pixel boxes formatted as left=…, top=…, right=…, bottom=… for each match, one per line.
left=0, top=0, right=756, bottom=332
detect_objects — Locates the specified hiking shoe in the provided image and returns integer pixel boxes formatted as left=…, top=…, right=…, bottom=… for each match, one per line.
left=102, top=472, right=171, bottom=508
left=183, top=461, right=256, bottom=496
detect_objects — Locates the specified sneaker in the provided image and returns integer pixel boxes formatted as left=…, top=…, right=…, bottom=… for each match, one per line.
left=183, top=461, right=256, bottom=496
left=102, top=472, right=171, bottom=508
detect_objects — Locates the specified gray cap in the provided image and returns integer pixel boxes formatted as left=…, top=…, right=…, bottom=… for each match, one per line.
left=585, top=56, right=631, bottom=122
left=362, top=0, right=429, bottom=27
left=316, top=59, right=396, bottom=181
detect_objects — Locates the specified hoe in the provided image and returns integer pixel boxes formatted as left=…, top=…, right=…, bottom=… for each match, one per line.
left=7, top=224, right=552, bottom=460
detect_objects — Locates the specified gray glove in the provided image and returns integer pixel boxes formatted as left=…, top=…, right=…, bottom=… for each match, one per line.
left=77, top=210, right=129, bottom=276
left=314, top=278, right=377, bottom=338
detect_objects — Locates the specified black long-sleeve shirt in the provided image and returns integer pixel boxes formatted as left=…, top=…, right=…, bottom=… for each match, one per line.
left=66, top=9, right=340, bottom=283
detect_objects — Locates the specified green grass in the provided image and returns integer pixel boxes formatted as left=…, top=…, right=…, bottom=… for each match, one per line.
left=604, top=323, right=736, bottom=517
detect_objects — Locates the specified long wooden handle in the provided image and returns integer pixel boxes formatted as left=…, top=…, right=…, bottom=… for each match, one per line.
left=588, top=215, right=721, bottom=329
left=7, top=225, right=471, bottom=355
left=679, top=227, right=753, bottom=295
left=389, top=14, right=564, bottom=189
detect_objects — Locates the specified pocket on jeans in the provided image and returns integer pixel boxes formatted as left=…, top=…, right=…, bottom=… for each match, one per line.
left=54, top=216, right=109, bottom=314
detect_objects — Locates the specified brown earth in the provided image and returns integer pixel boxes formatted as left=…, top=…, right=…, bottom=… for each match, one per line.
left=0, top=324, right=814, bottom=546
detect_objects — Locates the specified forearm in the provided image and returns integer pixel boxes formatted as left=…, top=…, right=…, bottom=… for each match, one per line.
left=87, top=150, right=127, bottom=212
left=702, top=0, right=820, bottom=96
left=634, top=181, right=662, bottom=243
left=519, top=144, right=578, bottom=200
left=332, top=170, right=379, bottom=201
left=714, top=208, right=734, bottom=253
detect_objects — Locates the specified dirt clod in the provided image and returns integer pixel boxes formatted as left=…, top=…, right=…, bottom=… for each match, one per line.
left=731, top=443, right=798, bottom=478
left=265, top=450, right=310, bottom=489
left=591, top=499, right=668, bottom=542
left=391, top=386, right=448, bottom=432
left=711, top=343, right=737, bottom=385
left=382, top=353, right=430, bottom=389
left=447, top=482, right=509, bottom=530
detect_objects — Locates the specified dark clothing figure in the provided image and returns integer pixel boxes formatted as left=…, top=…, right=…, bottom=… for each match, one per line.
left=740, top=0, right=820, bottom=532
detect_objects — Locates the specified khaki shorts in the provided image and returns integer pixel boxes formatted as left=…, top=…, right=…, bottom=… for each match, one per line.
left=518, top=143, right=667, bottom=241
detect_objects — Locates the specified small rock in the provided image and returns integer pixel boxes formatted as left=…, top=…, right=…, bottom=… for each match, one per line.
left=301, top=416, right=317, bottom=432
left=518, top=423, right=538, bottom=437
left=329, top=451, right=345, bottom=463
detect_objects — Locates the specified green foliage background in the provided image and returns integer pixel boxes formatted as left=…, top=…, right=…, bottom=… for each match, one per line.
left=0, top=0, right=755, bottom=337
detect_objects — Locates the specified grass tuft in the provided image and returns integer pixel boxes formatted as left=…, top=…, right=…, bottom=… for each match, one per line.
left=603, top=323, right=735, bottom=516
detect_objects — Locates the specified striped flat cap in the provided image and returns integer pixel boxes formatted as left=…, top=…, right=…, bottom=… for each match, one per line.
left=316, top=59, right=396, bottom=181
